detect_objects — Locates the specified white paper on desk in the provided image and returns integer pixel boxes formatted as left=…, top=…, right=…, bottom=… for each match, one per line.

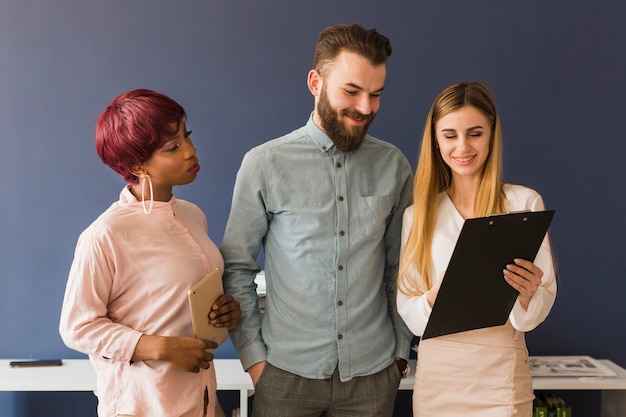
left=529, top=356, right=617, bottom=377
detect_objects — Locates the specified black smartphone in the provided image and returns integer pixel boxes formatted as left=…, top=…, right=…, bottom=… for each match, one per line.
left=9, top=359, right=63, bottom=368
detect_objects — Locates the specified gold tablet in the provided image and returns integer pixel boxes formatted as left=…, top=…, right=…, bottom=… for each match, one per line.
left=188, top=267, right=229, bottom=348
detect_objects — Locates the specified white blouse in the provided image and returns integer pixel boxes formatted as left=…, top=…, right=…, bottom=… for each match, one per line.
left=397, top=184, right=557, bottom=337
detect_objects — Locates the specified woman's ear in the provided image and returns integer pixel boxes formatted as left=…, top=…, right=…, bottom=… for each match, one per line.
left=131, top=165, right=147, bottom=178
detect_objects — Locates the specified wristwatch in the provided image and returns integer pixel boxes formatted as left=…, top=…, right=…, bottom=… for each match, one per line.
left=396, top=358, right=410, bottom=379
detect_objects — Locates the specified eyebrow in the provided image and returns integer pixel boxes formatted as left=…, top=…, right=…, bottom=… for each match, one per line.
left=159, top=138, right=178, bottom=149
left=440, top=125, right=485, bottom=132
left=344, top=82, right=385, bottom=94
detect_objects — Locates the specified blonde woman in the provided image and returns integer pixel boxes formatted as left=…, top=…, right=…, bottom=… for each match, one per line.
left=397, top=81, right=556, bottom=416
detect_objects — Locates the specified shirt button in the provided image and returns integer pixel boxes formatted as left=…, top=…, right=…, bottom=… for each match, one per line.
left=336, top=162, right=342, bottom=168
left=337, top=300, right=343, bottom=306
left=339, top=230, right=345, bottom=236
left=338, top=334, right=343, bottom=340
left=322, top=146, right=327, bottom=151
left=338, top=196, right=344, bottom=202
left=338, top=265, right=344, bottom=271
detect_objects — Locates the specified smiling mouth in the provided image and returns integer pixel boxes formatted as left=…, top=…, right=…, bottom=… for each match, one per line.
left=452, top=155, right=476, bottom=163
left=343, top=110, right=371, bottom=122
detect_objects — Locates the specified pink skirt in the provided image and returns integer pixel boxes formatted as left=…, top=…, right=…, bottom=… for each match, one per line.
left=413, top=321, right=533, bottom=417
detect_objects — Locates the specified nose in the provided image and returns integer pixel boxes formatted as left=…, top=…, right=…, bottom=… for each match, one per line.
left=183, top=137, right=197, bottom=158
left=457, top=134, right=471, bottom=151
left=354, top=94, right=374, bottom=116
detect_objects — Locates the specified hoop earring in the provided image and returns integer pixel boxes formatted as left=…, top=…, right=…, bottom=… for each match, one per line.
left=141, top=174, right=154, bottom=215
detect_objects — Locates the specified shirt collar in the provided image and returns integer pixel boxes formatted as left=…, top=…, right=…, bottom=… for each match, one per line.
left=119, top=186, right=177, bottom=212
left=305, top=112, right=335, bottom=153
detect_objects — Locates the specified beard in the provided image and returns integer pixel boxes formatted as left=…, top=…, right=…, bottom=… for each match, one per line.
left=317, top=86, right=376, bottom=153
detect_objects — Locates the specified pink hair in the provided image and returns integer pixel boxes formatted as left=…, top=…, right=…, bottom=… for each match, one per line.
left=95, top=89, right=186, bottom=184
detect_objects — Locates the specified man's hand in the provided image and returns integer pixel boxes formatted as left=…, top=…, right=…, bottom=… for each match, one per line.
left=395, top=357, right=409, bottom=378
left=247, top=361, right=267, bottom=386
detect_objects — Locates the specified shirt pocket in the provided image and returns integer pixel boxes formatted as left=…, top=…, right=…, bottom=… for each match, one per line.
left=354, top=195, right=394, bottom=241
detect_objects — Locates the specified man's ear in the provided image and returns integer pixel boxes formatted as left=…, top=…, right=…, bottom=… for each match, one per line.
left=307, top=69, right=322, bottom=97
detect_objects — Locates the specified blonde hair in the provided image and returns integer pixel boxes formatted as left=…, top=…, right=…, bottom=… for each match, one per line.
left=398, top=82, right=507, bottom=296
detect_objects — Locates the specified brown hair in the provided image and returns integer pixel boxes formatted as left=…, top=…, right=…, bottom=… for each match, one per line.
left=312, top=23, right=392, bottom=77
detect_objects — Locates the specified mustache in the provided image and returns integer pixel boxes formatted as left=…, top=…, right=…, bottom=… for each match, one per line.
left=342, top=109, right=373, bottom=121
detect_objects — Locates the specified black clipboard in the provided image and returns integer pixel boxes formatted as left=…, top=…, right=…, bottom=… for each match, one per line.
left=421, top=209, right=555, bottom=340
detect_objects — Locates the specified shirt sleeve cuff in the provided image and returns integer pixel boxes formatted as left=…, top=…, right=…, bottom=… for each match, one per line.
left=238, top=342, right=268, bottom=372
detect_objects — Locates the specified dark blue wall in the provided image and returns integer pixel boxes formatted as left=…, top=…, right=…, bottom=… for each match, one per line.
left=1, top=1, right=624, bottom=416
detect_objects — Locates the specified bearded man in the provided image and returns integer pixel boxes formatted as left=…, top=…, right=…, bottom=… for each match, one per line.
left=221, top=23, right=414, bottom=417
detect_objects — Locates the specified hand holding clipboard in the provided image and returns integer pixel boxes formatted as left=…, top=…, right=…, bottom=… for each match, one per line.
left=422, top=210, right=555, bottom=340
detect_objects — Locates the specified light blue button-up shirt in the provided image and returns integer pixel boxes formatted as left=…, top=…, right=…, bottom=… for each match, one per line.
left=221, top=116, right=414, bottom=381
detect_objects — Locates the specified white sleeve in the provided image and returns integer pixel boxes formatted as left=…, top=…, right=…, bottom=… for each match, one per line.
left=509, top=191, right=557, bottom=331
left=396, top=206, right=434, bottom=337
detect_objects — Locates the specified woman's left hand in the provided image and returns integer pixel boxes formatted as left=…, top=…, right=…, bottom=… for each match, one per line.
left=503, top=258, right=544, bottom=311
left=208, top=294, right=241, bottom=329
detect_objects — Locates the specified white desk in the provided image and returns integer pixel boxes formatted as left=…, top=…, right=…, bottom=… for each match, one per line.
left=530, top=360, right=626, bottom=417
left=213, top=360, right=253, bottom=417
left=0, top=359, right=253, bottom=417
left=2, top=358, right=626, bottom=417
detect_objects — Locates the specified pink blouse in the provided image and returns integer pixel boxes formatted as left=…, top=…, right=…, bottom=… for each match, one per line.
left=60, top=187, right=224, bottom=417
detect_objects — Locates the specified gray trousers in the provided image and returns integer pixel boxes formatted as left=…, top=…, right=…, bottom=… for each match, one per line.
left=251, top=362, right=401, bottom=417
